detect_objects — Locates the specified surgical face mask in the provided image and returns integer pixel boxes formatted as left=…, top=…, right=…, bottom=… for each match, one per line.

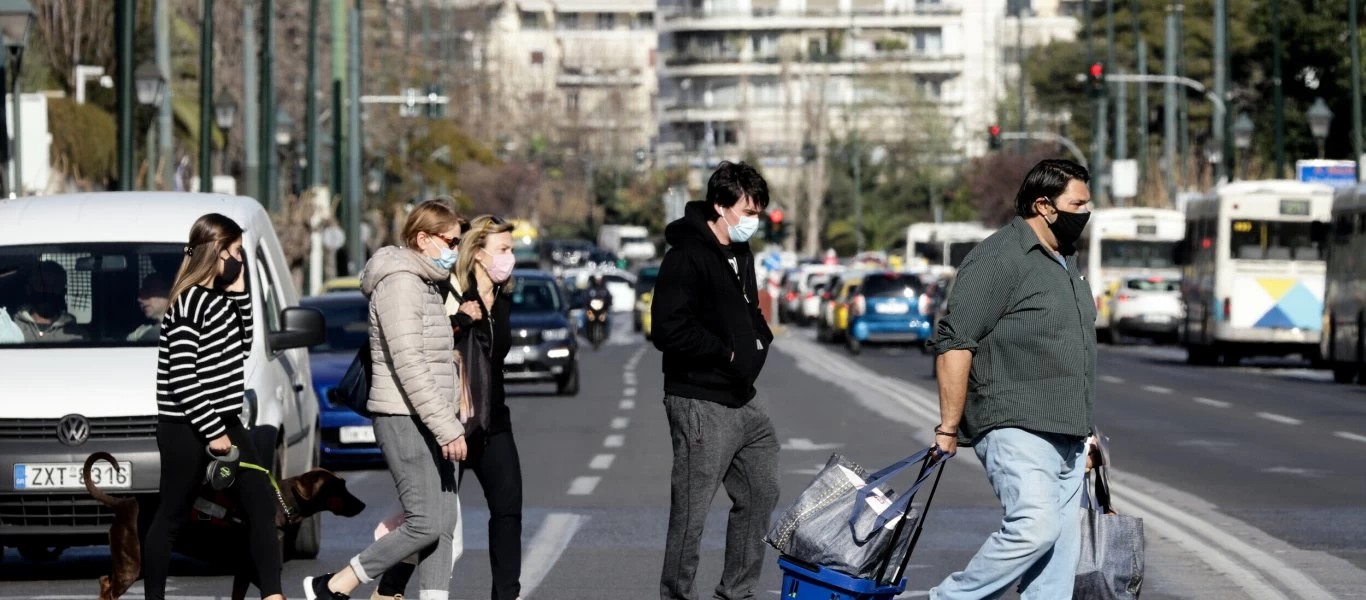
left=430, top=246, right=458, bottom=271
left=721, top=205, right=761, bottom=243
left=1042, top=202, right=1090, bottom=250
left=481, top=250, right=516, bottom=284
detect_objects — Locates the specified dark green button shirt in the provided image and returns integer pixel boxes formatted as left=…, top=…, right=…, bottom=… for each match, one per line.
left=931, top=216, right=1098, bottom=446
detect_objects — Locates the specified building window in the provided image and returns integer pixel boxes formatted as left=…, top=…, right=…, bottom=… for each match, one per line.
left=915, top=77, right=943, bottom=100
left=914, top=29, right=943, bottom=55
left=597, top=13, right=615, bottom=30
left=530, top=50, right=545, bottom=65
left=635, top=12, right=654, bottom=29
left=521, top=11, right=543, bottom=29
left=566, top=91, right=580, bottom=116
left=558, top=12, right=578, bottom=30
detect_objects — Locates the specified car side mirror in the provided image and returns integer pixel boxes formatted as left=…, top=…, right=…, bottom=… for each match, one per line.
left=269, top=306, right=326, bottom=351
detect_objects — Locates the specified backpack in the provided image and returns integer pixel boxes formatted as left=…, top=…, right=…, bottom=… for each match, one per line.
left=330, top=344, right=374, bottom=418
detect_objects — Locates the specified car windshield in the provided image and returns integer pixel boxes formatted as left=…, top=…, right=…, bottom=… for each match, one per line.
left=0, top=243, right=186, bottom=348
left=301, top=295, right=369, bottom=352
left=861, top=274, right=925, bottom=298
left=1100, top=240, right=1180, bottom=269
left=637, top=268, right=659, bottom=293
left=1125, top=278, right=1180, bottom=292
left=510, top=278, right=562, bottom=312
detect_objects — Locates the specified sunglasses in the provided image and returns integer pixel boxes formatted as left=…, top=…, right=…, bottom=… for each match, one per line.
left=430, top=232, right=461, bottom=249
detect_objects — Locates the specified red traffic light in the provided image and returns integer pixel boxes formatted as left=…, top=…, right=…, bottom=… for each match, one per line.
left=770, top=209, right=785, bottom=224
left=989, top=125, right=1001, bottom=136
left=1089, top=63, right=1104, bottom=80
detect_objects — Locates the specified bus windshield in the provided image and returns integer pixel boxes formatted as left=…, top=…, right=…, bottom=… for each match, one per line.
left=948, top=242, right=978, bottom=268
left=1229, top=220, right=1328, bottom=261
left=1100, top=240, right=1179, bottom=269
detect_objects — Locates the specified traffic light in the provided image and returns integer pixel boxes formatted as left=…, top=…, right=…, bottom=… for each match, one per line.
left=425, top=84, right=445, bottom=119
left=988, top=125, right=1002, bottom=150
left=1088, top=62, right=1105, bottom=95
left=768, top=208, right=786, bottom=243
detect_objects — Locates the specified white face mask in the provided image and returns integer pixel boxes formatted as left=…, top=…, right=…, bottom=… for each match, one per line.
left=721, top=206, right=760, bottom=243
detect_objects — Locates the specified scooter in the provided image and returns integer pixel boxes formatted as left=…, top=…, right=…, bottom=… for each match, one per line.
left=585, top=297, right=609, bottom=350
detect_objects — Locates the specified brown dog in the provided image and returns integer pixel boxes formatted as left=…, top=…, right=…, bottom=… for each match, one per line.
left=83, top=451, right=367, bottom=600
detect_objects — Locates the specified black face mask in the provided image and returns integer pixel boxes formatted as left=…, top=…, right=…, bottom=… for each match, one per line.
left=30, top=293, right=67, bottom=320
left=1045, top=206, right=1090, bottom=252
left=216, top=253, right=246, bottom=290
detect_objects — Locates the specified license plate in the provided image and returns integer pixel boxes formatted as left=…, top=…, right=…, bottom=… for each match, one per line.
left=874, top=302, right=909, bottom=315
left=1144, top=314, right=1172, bottom=323
left=505, top=348, right=526, bottom=365
left=15, top=462, right=132, bottom=490
left=339, top=425, right=375, bottom=444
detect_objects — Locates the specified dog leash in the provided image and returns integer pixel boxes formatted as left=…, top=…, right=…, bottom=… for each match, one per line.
left=206, top=446, right=298, bottom=521
left=239, top=461, right=299, bottom=521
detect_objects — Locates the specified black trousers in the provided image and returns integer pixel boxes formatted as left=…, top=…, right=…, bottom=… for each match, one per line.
left=142, top=421, right=283, bottom=599
left=378, top=429, right=524, bottom=600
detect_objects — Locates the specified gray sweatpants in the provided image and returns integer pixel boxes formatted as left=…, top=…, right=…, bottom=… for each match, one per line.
left=351, top=415, right=459, bottom=600
left=661, top=395, right=781, bottom=600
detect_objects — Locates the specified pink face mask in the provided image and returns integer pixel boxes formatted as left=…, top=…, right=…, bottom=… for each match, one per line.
left=482, top=251, right=516, bottom=284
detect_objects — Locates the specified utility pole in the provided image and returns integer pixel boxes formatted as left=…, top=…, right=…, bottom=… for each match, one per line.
left=1352, top=0, right=1362, bottom=180
left=259, top=0, right=276, bottom=211
left=1213, top=0, right=1228, bottom=184
left=1133, top=0, right=1147, bottom=186
left=1176, top=2, right=1189, bottom=187
left=157, top=0, right=173, bottom=189
left=1272, top=0, right=1284, bottom=177
left=243, top=1, right=259, bottom=203
left=346, top=0, right=364, bottom=275
left=1086, top=0, right=1105, bottom=203
left=199, top=0, right=214, bottom=192
left=1107, top=0, right=1123, bottom=207
left=305, top=0, right=321, bottom=187
left=116, top=0, right=134, bottom=190
left=852, top=132, right=863, bottom=254
left=332, top=0, right=346, bottom=203
left=1164, top=6, right=1178, bottom=206
left=1016, top=0, right=1028, bottom=154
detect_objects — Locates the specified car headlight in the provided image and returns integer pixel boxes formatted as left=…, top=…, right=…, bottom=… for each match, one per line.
left=542, top=327, right=571, bottom=342
left=241, top=389, right=258, bottom=428
left=589, top=298, right=605, bottom=310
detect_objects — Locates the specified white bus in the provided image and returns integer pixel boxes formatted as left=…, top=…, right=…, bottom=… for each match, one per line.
left=1323, top=185, right=1366, bottom=384
left=1079, top=208, right=1187, bottom=337
left=1181, top=180, right=1334, bottom=365
left=904, top=222, right=995, bottom=273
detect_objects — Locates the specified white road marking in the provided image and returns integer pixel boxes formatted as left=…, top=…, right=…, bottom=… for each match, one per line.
left=1194, top=397, right=1232, bottom=408
left=623, top=387, right=637, bottom=396
left=1142, top=385, right=1173, bottom=394
left=589, top=454, right=616, bottom=470
left=780, top=437, right=844, bottom=451
left=1100, top=375, right=1125, bottom=384
left=604, top=434, right=625, bottom=448
left=566, top=476, right=601, bottom=495
left=520, top=512, right=590, bottom=599
left=1334, top=431, right=1366, bottom=444
left=619, top=399, right=636, bottom=410
left=610, top=417, right=630, bottom=429
left=1262, top=467, right=1327, bottom=478
left=1257, top=412, right=1303, bottom=426
left=785, top=463, right=828, bottom=476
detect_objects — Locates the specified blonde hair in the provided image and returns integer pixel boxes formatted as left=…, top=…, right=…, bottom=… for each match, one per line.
left=170, top=213, right=244, bottom=303
left=402, top=198, right=467, bottom=250
left=455, top=215, right=516, bottom=290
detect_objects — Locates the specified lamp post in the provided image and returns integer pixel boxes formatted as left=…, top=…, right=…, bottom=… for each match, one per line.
left=0, top=0, right=34, bottom=197
left=275, top=108, right=294, bottom=201
left=1308, top=97, right=1333, bottom=159
left=213, top=88, right=237, bottom=176
left=1232, top=112, right=1254, bottom=180
left=134, top=61, right=167, bottom=191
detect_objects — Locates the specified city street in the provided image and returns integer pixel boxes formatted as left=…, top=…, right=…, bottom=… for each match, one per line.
left=2, top=324, right=1365, bottom=599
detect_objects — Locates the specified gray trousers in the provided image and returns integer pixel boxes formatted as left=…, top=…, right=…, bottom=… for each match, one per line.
left=352, top=415, right=460, bottom=600
left=661, top=395, right=781, bottom=600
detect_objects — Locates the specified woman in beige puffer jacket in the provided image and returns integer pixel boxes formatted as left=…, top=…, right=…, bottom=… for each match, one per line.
left=304, top=200, right=476, bottom=600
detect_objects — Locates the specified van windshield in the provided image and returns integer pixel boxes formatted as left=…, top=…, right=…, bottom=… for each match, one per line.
left=0, top=244, right=186, bottom=348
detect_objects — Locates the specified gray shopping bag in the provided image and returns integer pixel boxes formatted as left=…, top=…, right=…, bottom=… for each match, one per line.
left=1075, top=463, right=1145, bottom=599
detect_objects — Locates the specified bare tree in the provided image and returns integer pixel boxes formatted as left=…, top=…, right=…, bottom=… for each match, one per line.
left=802, top=71, right=830, bottom=256
left=32, top=0, right=116, bottom=93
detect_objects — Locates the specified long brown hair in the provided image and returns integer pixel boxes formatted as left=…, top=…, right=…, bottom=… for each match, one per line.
left=169, top=213, right=244, bottom=303
left=455, top=215, right=515, bottom=291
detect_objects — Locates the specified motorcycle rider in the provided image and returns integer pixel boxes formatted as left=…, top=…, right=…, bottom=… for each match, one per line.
left=583, top=273, right=613, bottom=344
left=586, top=273, right=613, bottom=312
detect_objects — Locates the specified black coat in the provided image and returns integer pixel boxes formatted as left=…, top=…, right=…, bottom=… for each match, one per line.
left=444, top=280, right=512, bottom=437
left=651, top=201, right=773, bottom=406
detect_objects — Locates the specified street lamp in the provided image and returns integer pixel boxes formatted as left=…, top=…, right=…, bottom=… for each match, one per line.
left=274, top=108, right=293, bottom=199
left=1233, top=113, right=1254, bottom=180
left=213, top=88, right=237, bottom=175
left=1307, top=97, right=1333, bottom=159
left=0, top=0, right=34, bottom=198
left=134, top=61, right=166, bottom=190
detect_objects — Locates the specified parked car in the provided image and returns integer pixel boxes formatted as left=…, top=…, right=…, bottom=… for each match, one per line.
left=633, top=265, right=660, bottom=332
left=505, top=270, right=580, bottom=395
left=1106, top=275, right=1184, bottom=345
left=796, top=265, right=844, bottom=325
left=300, top=291, right=383, bottom=467
left=640, top=290, right=655, bottom=341
left=819, top=277, right=862, bottom=344
left=845, top=272, right=933, bottom=355
left=0, top=193, right=326, bottom=561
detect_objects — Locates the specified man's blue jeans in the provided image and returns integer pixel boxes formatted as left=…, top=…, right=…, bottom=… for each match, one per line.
left=931, top=427, right=1086, bottom=600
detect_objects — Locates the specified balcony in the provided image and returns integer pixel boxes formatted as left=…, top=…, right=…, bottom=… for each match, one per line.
left=659, top=3, right=962, bottom=32
left=660, top=51, right=965, bottom=78
left=558, top=66, right=648, bottom=87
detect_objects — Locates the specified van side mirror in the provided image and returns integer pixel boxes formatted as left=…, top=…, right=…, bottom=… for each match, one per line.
left=269, top=307, right=326, bottom=351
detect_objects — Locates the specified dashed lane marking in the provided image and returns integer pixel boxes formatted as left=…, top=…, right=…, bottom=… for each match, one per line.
left=1142, top=385, right=1173, bottom=394
left=589, top=454, right=616, bottom=470
left=1194, top=397, right=1232, bottom=408
left=1334, top=431, right=1366, bottom=444
left=620, top=399, right=635, bottom=410
left=1100, top=375, right=1125, bottom=384
left=1257, top=412, right=1303, bottom=426
left=610, top=417, right=630, bottom=430
left=567, top=476, right=601, bottom=496
left=604, top=434, right=625, bottom=448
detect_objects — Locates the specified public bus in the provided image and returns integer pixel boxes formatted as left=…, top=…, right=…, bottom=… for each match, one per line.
left=1323, top=185, right=1366, bottom=384
left=904, top=222, right=995, bottom=274
left=1079, top=208, right=1186, bottom=338
left=1181, top=180, right=1334, bottom=365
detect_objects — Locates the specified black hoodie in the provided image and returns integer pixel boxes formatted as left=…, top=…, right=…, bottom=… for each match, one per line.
left=651, top=201, right=774, bottom=406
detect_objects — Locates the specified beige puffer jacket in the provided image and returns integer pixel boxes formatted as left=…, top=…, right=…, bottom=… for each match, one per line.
left=360, top=246, right=463, bottom=445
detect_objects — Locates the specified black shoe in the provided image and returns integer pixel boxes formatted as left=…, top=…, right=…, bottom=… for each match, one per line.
left=303, top=573, right=348, bottom=600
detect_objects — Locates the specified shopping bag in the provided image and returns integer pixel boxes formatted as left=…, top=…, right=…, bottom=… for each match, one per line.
left=1075, top=462, right=1145, bottom=599
left=764, top=447, right=948, bottom=581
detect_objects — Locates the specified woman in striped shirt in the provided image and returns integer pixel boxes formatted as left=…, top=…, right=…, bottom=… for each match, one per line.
left=143, top=213, right=286, bottom=600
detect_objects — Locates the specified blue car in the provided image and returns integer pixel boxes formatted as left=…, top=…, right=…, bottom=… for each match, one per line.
left=300, top=292, right=384, bottom=467
left=846, top=272, right=934, bottom=355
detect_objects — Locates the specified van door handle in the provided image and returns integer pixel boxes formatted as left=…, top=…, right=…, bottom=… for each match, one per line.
left=293, top=383, right=306, bottom=393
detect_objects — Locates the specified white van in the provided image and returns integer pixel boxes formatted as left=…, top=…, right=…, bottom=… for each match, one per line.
left=0, top=193, right=325, bottom=561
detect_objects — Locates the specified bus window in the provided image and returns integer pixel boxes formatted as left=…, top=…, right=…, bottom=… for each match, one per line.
left=1229, top=220, right=1329, bottom=261
left=1100, top=240, right=1180, bottom=269
left=948, top=242, right=979, bottom=268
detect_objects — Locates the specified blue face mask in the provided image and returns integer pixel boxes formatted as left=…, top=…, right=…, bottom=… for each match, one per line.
left=722, top=206, right=761, bottom=243
left=430, top=246, right=458, bottom=271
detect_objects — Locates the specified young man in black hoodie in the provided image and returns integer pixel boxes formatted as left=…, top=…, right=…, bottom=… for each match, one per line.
left=652, top=161, right=779, bottom=600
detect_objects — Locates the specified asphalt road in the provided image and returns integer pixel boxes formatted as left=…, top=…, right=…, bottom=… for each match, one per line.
left=3, top=322, right=1365, bottom=599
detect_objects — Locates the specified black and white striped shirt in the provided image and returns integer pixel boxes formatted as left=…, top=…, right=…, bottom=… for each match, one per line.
left=155, top=286, right=253, bottom=439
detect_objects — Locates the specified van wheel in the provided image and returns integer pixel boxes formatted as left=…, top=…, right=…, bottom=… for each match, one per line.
left=17, top=545, right=62, bottom=562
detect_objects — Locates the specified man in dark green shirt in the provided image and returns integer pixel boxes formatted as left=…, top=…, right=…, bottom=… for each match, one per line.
left=929, top=160, right=1097, bottom=600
